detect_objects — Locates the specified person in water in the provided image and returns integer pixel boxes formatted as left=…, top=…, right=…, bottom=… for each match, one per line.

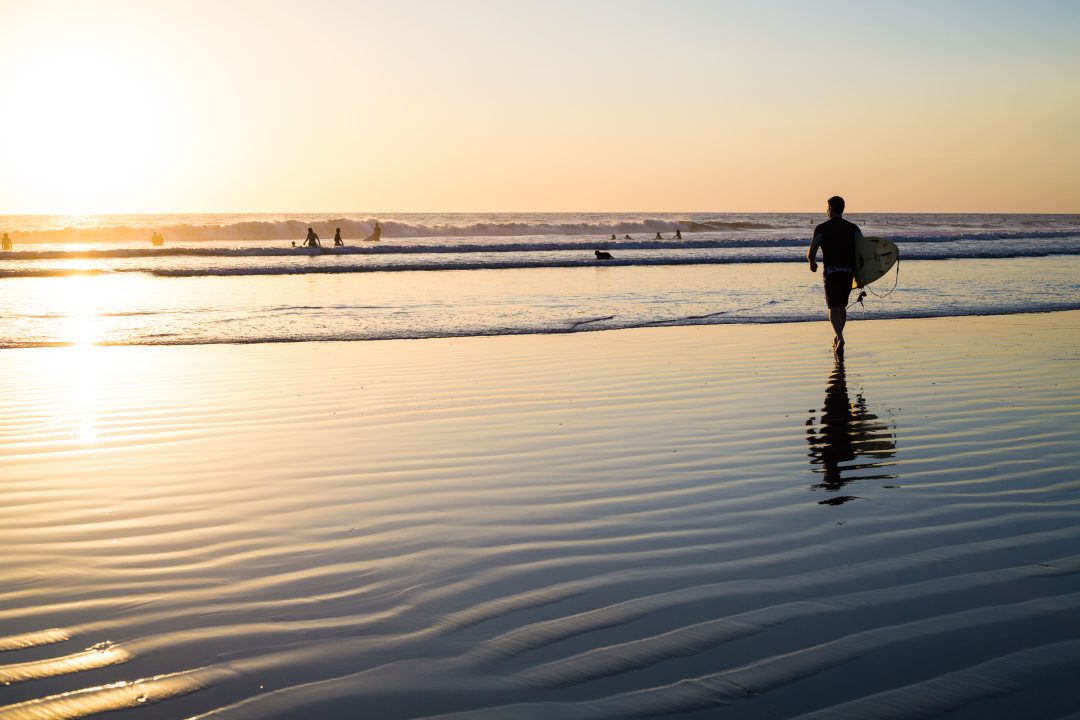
left=1, top=233, right=12, bottom=251
left=334, top=228, right=344, bottom=246
left=610, top=234, right=616, bottom=241
left=304, top=227, right=321, bottom=247
left=807, top=195, right=862, bottom=353
left=655, top=232, right=663, bottom=240
left=624, top=234, right=631, bottom=240
left=674, top=229, right=682, bottom=240
left=370, top=221, right=382, bottom=242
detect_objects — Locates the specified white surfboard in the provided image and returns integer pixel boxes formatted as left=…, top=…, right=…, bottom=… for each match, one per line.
left=853, top=237, right=899, bottom=288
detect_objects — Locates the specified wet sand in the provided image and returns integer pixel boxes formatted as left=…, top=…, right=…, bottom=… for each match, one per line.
left=2, top=312, right=1079, bottom=719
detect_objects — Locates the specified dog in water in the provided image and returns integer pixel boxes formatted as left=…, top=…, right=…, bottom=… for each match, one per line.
left=595, top=250, right=613, bottom=260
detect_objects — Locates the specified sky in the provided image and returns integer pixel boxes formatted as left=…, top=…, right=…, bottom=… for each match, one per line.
left=1, top=0, right=1078, bottom=214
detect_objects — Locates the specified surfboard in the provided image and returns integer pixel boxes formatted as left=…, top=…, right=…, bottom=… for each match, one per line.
left=853, top=236, right=898, bottom=288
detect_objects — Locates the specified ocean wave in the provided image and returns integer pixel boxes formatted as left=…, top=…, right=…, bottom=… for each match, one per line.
left=2, top=231, right=1078, bottom=261
left=5, top=212, right=1074, bottom=245
left=2, top=248, right=1078, bottom=279
left=1, top=217, right=738, bottom=243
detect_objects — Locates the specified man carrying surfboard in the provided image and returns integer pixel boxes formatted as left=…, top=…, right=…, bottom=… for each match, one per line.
left=807, top=196, right=862, bottom=353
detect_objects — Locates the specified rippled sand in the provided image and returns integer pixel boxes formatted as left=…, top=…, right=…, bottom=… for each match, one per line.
left=2, top=313, right=1079, bottom=719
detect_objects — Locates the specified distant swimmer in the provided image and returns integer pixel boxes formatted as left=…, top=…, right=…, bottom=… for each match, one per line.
left=655, top=232, right=663, bottom=240
left=610, top=234, right=616, bottom=241
left=303, top=227, right=321, bottom=247
left=595, top=250, right=613, bottom=260
left=1, top=233, right=11, bottom=251
left=151, top=232, right=164, bottom=246
left=674, top=229, right=682, bottom=240
left=334, top=228, right=344, bottom=246
left=364, top=221, right=382, bottom=242
left=807, top=195, right=863, bottom=354
left=624, top=234, right=632, bottom=240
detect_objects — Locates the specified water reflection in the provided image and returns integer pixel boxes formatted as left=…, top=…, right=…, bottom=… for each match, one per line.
left=806, top=357, right=897, bottom=503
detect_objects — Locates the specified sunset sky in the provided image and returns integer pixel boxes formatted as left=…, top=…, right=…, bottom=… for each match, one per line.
left=1, top=0, right=1078, bottom=214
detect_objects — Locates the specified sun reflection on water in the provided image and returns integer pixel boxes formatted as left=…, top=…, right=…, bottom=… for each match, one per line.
left=48, top=275, right=119, bottom=444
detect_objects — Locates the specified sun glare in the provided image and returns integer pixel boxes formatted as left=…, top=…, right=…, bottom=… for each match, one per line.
left=2, top=28, right=189, bottom=214
left=55, top=275, right=110, bottom=346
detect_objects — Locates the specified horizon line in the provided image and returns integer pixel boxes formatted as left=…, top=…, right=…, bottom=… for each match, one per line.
left=2, top=210, right=1079, bottom=217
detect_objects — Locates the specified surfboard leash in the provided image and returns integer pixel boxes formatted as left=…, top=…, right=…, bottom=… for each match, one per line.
left=866, top=257, right=900, bottom=299
left=848, top=258, right=900, bottom=310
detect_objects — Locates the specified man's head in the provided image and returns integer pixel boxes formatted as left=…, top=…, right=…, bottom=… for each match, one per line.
left=827, top=196, right=845, bottom=217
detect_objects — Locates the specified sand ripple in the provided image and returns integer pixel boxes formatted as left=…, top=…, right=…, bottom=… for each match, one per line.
left=1, top=314, right=1079, bottom=718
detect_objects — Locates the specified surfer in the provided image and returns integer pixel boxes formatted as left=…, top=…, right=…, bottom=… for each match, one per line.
left=333, top=228, right=344, bottom=246
left=303, top=227, right=321, bottom=247
left=1, top=233, right=11, bottom=251
left=364, top=221, right=382, bottom=242
left=655, top=232, right=663, bottom=240
left=807, top=196, right=862, bottom=353
left=674, top=229, right=682, bottom=240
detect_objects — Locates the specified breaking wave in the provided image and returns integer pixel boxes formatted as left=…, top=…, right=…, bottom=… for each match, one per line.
left=1, top=218, right=779, bottom=244
left=2, top=231, right=1078, bottom=261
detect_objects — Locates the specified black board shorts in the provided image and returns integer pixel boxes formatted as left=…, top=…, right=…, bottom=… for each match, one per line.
left=824, top=271, right=854, bottom=309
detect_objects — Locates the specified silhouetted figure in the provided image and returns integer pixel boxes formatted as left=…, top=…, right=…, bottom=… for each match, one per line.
left=364, top=221, right=382, bottom=242
left=303, top=227, right=321, bottom=247
left=624, top=234, right=631, bottom=240
left=655, top=232, right=663, bottom=240
left=334, top=228, right=344, bottom=246
left=807, top=196, right=862, bottom=353
left=1, top=233, right=11, bottom=251
left=674, top=229, right=682, bottom=240
left=805, top=357, right=896, bottom=498
left=151, top=232, right=164, bottom=246
left=610, top=234, right=616, bottom=241
left=595, top=250, right=613, bottom=260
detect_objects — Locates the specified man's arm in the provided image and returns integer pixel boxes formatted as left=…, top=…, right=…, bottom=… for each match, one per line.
left=807, top=233, right=821, bottom=272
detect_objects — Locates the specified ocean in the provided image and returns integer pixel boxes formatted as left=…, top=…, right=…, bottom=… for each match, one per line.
left=1, top=212, right=1078, bottom=347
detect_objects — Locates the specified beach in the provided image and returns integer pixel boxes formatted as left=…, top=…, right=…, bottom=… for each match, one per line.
left=2, top=311, right=1079, bottom=719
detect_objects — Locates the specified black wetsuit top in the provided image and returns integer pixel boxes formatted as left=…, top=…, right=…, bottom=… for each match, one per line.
left=813, top=218, right=860, bottom=271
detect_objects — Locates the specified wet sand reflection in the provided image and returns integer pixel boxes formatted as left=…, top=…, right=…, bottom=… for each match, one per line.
left=806, top=357, right=897, bottom=504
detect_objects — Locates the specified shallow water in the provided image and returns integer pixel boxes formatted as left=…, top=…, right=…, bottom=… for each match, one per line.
left=2, top=314, right=1079, bottom=718
left=1, top=257, right=1078, bottom=347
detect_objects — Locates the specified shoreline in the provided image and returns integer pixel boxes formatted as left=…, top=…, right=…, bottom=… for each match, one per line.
left=3, top=303, right=1080, bottom=352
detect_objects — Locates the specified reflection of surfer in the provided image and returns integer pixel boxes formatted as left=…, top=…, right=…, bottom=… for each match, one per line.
left=808, top=195, right=862, bottom=354
left=806, top=357, right=896, bottom=498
